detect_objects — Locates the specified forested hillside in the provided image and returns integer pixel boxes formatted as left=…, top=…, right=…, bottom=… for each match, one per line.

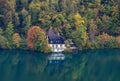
left=0, top=0, right=120, bottom=52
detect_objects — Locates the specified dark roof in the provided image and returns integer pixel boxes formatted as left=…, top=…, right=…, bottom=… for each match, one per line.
left=48, top=28, right=64, bottom=44
left=48, top=28, right=56, bottom=39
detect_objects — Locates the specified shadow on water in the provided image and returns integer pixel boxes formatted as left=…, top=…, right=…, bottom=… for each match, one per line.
left=0, top=49, right=120, bottom=81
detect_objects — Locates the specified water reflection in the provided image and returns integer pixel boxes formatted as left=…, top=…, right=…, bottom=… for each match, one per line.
left=46, top=53, right=65, bottom=74
left=0, top=49, right=120, bottom=81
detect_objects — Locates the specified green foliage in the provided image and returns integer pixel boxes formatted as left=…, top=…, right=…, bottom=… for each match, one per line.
left=0, top=27, right=3, bottom=35
left=86, top=41, right=100, bottom=49
left=63, top=48, right=72, bottom=54
left=72, top=25, right=88, bottom=50
left=19, top=36, right=28, bottom=50
left=0, top=35, right=8, bottom=48
left=87, top=8, right=93, bottom=19
left=0, top=0, right=13, bottom=28
left=117, top=36, right=120, bottom=47
left=95, top=33, right=119, bottom=48
left=105, top=37, right=118, bottom=48
left=4, top=22, right=14, bottom=49
left=70, top=13, right=88, bottom=50
left=5, top=22, right=14, bottom=39
left=0, top=0, right=120, bottom=51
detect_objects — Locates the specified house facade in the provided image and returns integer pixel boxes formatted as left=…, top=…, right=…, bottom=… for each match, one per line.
left=47, top=28, right=66, bottom=52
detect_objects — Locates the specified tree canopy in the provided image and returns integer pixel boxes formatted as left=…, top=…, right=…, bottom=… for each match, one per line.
left=0, top=0, right=120, bottom=51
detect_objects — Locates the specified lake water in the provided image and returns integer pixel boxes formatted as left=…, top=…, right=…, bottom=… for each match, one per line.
left=0, top=49, right=120, bottom=81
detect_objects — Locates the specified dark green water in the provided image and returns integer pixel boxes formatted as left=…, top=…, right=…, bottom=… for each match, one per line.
left=0, top=49, right=120, bottom=81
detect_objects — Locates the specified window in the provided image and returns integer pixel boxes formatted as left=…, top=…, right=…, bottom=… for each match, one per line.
left=60, top=44, right=62, bottom=47
left=56, top=44, right=58, bottom=47
left=51, top=41, right=53, bottom=43
left=52, top=45, right=54, bottom=48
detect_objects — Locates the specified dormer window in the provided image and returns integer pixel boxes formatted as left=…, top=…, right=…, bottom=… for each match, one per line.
left=51, top=41, right=53, bottom=43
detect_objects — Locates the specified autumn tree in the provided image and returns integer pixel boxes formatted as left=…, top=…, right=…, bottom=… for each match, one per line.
left=74, top=13, right=84, bottom=31
left=0, top=0, right=120, bottom=51
left=26, top=26, right=40, bottom=49
left=26, top=26, right=50, bottom=53
left=96, top=33, right=113, bottom=47
left=12, top=33, right=21, bottom=48
left=72, top=13, right=88, bottom=50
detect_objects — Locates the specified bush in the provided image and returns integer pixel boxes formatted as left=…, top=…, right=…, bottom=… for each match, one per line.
left=105, top=37, right=118, bottom=48
left=63, top=48, right=72, bottom=54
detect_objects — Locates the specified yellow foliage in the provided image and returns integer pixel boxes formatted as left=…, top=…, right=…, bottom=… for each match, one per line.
left=112, top=5, right=119, bottom=16
left=13, top=33, right=21, bottom=48
left=74, top=13, right=85, bottom=30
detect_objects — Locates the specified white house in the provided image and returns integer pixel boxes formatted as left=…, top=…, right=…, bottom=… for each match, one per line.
left=47, top=28, right=66, bottom=53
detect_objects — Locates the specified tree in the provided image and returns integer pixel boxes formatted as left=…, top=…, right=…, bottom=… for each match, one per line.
left=13, top=13, right=20, bottom=29
left=109, top=5, right=120, bottom=35
left=29, top=2, right=40, bottom=25
left=0, top=35, right=8, bottom=48
left=5, top=22, right=14, bottom=40
left=72, top=13, right=88, bottom=50
left=72, top=25, right=88, bottom=50
left=96, top=33, right=113, bottom=47
left=26, top=26, right=40, bottom=49
left=64, top=23, right=72, bottom=38
left=8, top=0, right=16, bottom=12
left=21, top=8, right=31, bottom=34
left=52, top=14, right=65, bottom=27
left=0, top=27, right=3, bottom=35
left=89, top=19, right=97, bottom=42
left=26, top=26, right=50, bottom=53
left=0, top=0, right=13, bottom=28
left=12, top=33, right=21, bottom=48
left=0, top=0, right=119, bottom=51
left=117, top=36, right=120, bottom=47
left=4, top=22, right=14, bottom=48
left=39, top=14, right=51, bottom=28
left=87, top=8, right=93, bottom=19
left=74, top=13, right=84, bottom=31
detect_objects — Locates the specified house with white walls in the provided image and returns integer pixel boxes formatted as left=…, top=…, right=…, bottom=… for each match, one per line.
left=47, top=28, right=66, bottom=53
